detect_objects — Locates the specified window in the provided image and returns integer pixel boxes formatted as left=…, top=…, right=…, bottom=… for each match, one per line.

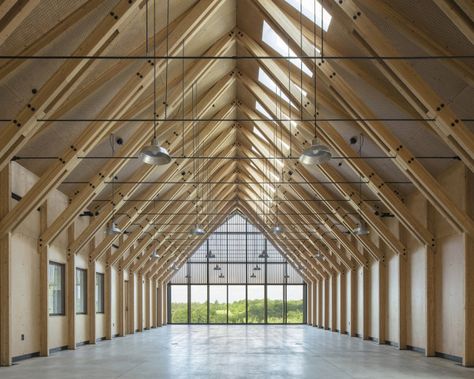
left=256, top=101, right=272, bottom=119
left=258, top=68, right=292, bottom=104
left=48, top=261, right=65, bottom=315
left=262, top=21, right=313, bottom=77
left=76, top=268, right=87, bottom=314
left=285, top=0, right=332, bottom=31
left=168, top=214, right=306, bottom=324
left=96, top=272, right=104, bottom=313
left=170, top=285, right=188, bottom=323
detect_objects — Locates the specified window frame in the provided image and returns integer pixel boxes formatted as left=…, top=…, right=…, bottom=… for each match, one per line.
left=75, top=267, right=88, bottom=315
left=48, top=261, right=65, bottom=316
left=95, top=272, right=105, bottom=314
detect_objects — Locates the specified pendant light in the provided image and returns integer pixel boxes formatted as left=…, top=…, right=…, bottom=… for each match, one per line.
left=139, top=0, right=171, bottom=165
left=213, top=264, right=221, bottom=271
left=218, top=273, right=225, bottom=279
left=258, top=249, right=269, bottom=259
left=354, top=134, right=370, bottom=236
left=299, top=0, right=331, bottom=165
left=272, top=86, right=284, bottom=235
left=253, top=265, right=261, bottom=271
left=250, top=273, right=256, bottom=279
left=272, top=224, right=284, bottom=234
left=107, top=134, right=122, bottom=235
left=190, top=83, right=206, bottom=236
left=206, top=250, right=215, bottom=259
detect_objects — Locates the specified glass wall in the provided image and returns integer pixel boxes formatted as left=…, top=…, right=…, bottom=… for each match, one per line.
left=170, top=285, right=188, bottom=323
left=190, top=285, right=207, bottom=323
left=209, top=285, right=227, bottom=323
left=287, top=285, right=304, bottom=324
left=247, top=285, right=265, bottom=323
left=169, top=214, right=306, bottom=324
left=228, top=285, right=246, bottom=323
left=267, top=285, right=284, bottom=323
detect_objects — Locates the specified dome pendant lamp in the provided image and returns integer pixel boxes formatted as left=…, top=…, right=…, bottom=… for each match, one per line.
left=299, top=0, right=331, bottom=166
left=139, top=0, right=171, bottom=166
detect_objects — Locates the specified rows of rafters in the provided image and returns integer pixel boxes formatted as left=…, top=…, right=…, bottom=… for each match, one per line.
left=0, top=0, right=472, bottom=284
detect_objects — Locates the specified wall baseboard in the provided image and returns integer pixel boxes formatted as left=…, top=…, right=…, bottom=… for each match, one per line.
left=76, top=341, right=90, bottom=347
left=385, top=340, right=399, bottom=348
left=12, top=352, right=39, bottom=363
left=49, top=346, right=68, bottom=354
left=435, top=351, right=462, bottom=364
left=406, top=345, right=425, bottom=354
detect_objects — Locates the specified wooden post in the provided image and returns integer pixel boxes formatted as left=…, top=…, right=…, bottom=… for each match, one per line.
left=361, top=265, right=370, bottom=340
left=128, top=271, right=135, bottom=333
left=339, top=271, right=346, bottom=334
left=117, top=269, right=125, bottom=337
left=312, top=279, right=317, bottom=327
left=157, top=282, right=162, bottom=327
left=38, top=201, right=49, bottom=357
left=398, top=225, right=407, bottom=349
left=162, top=282, right=168, bottom=325
left=0, top=164, right=12, bottom=365
left=104, top=264, right=112, bottom=340
left=307, top=282, right=312, bottom=325
left=88, top=259, right=96, bottom=344
left=323, top=277, right=329, bottom=329
left=379, top=259, right=387, bottom=345
left=67, top=223, right=76, bottom=350
left=331, top=275, right=337, bottom=332
left=145, top=275, right=151, bottom=329
left=426, top=203, right=436, bottom=357
left=463, top=168, right=473, bottom=367
left=317, top=278, right=322, bottom=328
left=349, top=268, right=357, bottom=337
left=137, top=272, right=143, bottom=332
left=151, top=278, right=157, bottom=328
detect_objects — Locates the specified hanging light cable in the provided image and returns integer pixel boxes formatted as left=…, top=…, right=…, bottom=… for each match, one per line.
left=191, top=83, right=205, bottom=236
left=299, top=0, right=331, bottom=165
left=107, top=134, right=121, bottom=235
left=139, top=0, right=171, bottom=165
left=354, top=134, right=369, bottom=236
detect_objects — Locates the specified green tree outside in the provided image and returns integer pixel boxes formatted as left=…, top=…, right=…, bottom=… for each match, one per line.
left=170, top=298, right=303, bottom=324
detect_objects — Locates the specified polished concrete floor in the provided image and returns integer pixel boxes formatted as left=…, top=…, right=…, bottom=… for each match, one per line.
left=2, top=325, right=473, bottom=378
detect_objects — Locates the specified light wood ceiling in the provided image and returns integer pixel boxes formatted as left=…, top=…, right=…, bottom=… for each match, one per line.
left=0, top=0, right=473, bottom=281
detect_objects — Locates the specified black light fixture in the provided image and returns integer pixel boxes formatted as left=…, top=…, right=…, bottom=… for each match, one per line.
left=206, top=250, right=215, bottom=259
left=258, top=249, right=269, bottom=259
left=139, top=0, right=171, bottom=165
left=253, top=265, right=261, bottom=271
left=218, top=273, right=225, bottom=279
left=213, top=264, right=221, bottom=271
left=250, top=273, right=256, bottom=278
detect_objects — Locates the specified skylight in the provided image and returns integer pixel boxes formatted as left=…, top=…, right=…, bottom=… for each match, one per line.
left=262, top=21, right=313, bottom=77
left=285, top=0, right=332, bottom=32
left=253, top=127, right=269, bottom=143
left=256, top=101, right=272, bottom=120
left=258, top=68, right=292, bottom=104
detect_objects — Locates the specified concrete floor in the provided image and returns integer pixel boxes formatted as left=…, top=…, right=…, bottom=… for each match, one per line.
left=2, top=326, right=473, bottom=378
